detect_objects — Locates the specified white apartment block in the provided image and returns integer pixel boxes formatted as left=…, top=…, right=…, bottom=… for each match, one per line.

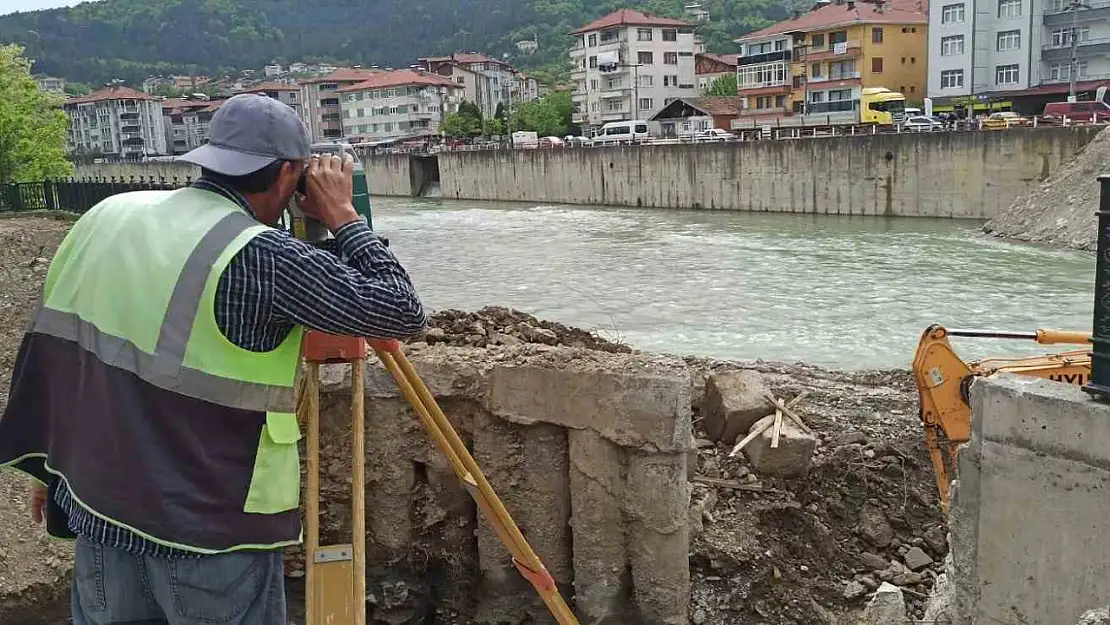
left=299, top=69, right=382, bottom=141
left=570, top=9, right=699, bottom=130
left=418, top=53, right=540, bottom=119
left=36, top=75, right=65, bottom=93
left=928, top=0, right=1110, bottom=101
left=162, top=98, right=222, bottom=156
left=337, top=70, right=463, bottom=142
left=65, top=86, right=168, bottom=158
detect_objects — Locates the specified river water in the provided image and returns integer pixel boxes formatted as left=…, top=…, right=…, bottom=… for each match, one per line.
left=372, top=196, right=1095, bottom=371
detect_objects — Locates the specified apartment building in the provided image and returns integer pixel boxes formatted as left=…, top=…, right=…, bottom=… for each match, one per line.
left=162, top=98, right=224, bottom=155
left=64, top=86, right=168, bottom=158
left=928, top=0, right=1110, bottom=112
left=696, top=53, right=740, bottom=93
left=734, top=0, right=927, bottom=120
left=337, top=69, right=463, bottom=142
left=417, top=53, right=540, bottom=119
left=36, top=75, right=65, bottom=93
left=299, top=68, right=382, bottom=141
left=238, top=82, right=302, bottom=117
left=569, top=9, right=699, bottom=130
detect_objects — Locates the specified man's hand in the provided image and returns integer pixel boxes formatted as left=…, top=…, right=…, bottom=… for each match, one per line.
left=297, top=152, right=360, bottom=232
left=30, top=483, right=47, bottom=524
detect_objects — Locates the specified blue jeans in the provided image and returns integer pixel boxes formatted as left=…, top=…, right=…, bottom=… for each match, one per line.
left=71, top=536, right=287, bottom=625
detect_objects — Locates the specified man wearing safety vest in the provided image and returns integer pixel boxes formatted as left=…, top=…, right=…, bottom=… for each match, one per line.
left=0, top=93, right=426, bottom=624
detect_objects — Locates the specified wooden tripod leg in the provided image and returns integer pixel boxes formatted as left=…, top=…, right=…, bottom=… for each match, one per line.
left=351, top=359, right=366, bottom=625
left=303, top=362, right=321, bottom=625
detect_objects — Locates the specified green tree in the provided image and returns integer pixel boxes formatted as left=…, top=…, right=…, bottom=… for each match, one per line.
left=440, top=111, right=481, bottom=138
left=706, top=73, right=739, bottom=96
left=512, top=90, right=573, bottom=137
left=0, top=44, right=72, bottom=183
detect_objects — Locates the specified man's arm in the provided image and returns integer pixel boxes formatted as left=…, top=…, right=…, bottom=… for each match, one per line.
left=265, top=224, right=426, bottom=338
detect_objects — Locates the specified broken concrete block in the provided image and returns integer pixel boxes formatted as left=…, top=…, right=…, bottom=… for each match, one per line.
left=741, top=414, right=817, bottom=478
left=626, top=451, right=690, bottom=625
left=859, top=582, right=907, bottom=625
left=904, top=546, right=935, bottom=571
left=700, top=370, right=776, bottom=445
left=857, top=503, right=895, bottom=548
left=1077, top=607, right=1110, bottom=625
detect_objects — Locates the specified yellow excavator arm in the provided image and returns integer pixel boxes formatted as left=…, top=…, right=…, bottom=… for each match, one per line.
left=911, top=324, right=1091, bottom=515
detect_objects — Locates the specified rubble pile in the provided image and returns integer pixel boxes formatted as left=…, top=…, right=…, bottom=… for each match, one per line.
left=982, top=125, right=1110, bottom=251
left=415, top=306, right=631, bottom=353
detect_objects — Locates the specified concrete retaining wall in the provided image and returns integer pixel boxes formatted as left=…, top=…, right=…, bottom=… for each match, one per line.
left=437, top=127, right=1099, bottom=218
left=951, top=374, right=1110, bottom=625
left=314, top=344, right=693, bottom=624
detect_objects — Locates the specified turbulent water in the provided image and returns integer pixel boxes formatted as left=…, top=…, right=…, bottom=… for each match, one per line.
left=371, top=197, right=1095, bottom=370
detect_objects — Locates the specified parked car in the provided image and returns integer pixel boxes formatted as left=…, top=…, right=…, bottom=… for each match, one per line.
left=539, top=136, right=566, bottom=148
left=983, top=111, right=1031, bottom=130
left=900, top=115, right=945, bottom=132
left=694, top=128, right=736, bottom=142
left=564, top=135, right=591, bottom=147
left=1043, top=100, right=1110, bottom=123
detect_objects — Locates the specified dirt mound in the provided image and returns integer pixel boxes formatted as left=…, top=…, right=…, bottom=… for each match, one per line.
left=982, top=125, right=1110, bottom=251
left=685, top=360, right=944, bottom=624
left=414, top=306, right=632, bottom=353
left=0, top=216, right=77, bottom=625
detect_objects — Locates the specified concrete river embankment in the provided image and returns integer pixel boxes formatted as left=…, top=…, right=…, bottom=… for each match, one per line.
left=76, top=126, right=1100, bottom=220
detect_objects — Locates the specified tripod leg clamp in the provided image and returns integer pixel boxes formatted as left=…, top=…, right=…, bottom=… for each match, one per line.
left=512, top=558, right=557, bottom=592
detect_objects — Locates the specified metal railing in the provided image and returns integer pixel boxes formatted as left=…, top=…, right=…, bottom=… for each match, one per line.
left=0, top=177, right=189, bottom=215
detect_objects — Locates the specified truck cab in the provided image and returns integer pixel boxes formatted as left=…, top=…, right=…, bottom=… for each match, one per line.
left=860, top=88, right=907, bottom=125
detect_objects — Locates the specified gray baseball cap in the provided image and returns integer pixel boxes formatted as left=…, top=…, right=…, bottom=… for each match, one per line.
left=178, top=93, right=311, bottom=176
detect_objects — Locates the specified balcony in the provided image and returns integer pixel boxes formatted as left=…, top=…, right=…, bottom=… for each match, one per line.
left=601, top=109, right=630, bottom=121
left=1041, top=36, right=1110, bottom=61
left=119, top=112, right=140, bottom=121
left=1041, top=71, right=1110, bottom=83
left=1044, top=1, right=1110, bottom=24
left=798, top=40, right=863, bottom=62
left=738, top=79, right=789, bottom=91
left=738, top=49, right=793, bottom=66
left=808, top=70, right=862, bottom=83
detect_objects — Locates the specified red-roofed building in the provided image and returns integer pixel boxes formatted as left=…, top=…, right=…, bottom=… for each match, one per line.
left=732, top=0, right=927, bottom=120
left=417, top=52, right=541, bottom=120
left=334, top=69, right=464, bottom=142
left=64, top=86, right=169, bottom=157
left=237, top=82, right=302, bottom=117
left=161, top=97, right=227, bottom=155
left=299, top=68, right=384, bottom=140
left=696, top=53, right=741, bottom=93
left=569, top=9, right=699, bottom=131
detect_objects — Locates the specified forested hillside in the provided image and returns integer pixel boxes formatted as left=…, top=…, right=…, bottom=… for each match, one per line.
left=0, top=0, right=792, bottom=86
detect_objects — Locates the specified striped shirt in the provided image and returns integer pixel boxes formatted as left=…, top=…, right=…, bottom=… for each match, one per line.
left=53, top=176, right=426, bottom=557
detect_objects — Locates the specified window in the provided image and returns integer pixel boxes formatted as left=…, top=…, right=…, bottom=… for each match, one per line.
left=756, top=95, right=773, bottom=109
left=829, top=31, right=848, bottom=44
left=1050, top=0, right=1067, bottom=10
left=872, top=27, right=884, bottom=43
left=639, top=97, right=654, bottom=111
left=811, top=34, right=825, bottom=47
left=775, top=95, right=786, bottom=107
left=737, top=61, right=789, bottom=87
left=590, top=79, right=598, bottom=89
left=811, top=62, right=823, bottom=77
left=606, top=100, right=622, bottom=112
left=995, top=63, right=1019, bottom=84
left=872, top=57, right=884, bottom=73
left=639, top=75, right=653, bottom=87
left=664, top=52, right=678, bottom=65
left=829, top=60, right=856, bottom=78
left=941, top=3, right=965, bottom=23
left=589, top=56, right=598, bottom=68
left=941, top=35, right=965, bottom=56
left=774, top=39, right=786, bottom=51
left=638, top=51, right=654, bottom=64
left=998, top=0, right=1021, bottom=18
left=605, top=77, right=620, bottom=89
left=1049, top=61, right=1088, bottom=80
left=638, top=28, right=653, bottom=41
left=662, top=74, right=676, bottom=87
left=588, top=34, right=598, bottom=46
left=1051, top=26, right=1090, bottom=47
left=997, top=30, right=1020, bottom=50
left=810, top=91, right=825, bottom=102
left=662, top=28, right=678, bottom=41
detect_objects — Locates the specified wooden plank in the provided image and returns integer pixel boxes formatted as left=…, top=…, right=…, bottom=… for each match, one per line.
left=728, top=418, right=774, bottom=457
left=771, top=408, right=783, bottom=449
left=311, top=547, right=355, bottom=625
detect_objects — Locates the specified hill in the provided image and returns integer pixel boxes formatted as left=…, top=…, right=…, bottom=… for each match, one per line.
left=0, top=0, right=790, bottom=86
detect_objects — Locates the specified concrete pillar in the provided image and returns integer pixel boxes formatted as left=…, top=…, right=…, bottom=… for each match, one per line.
left=473, top=411, right=572, bottom=624
left=625, top=451, right=690, bottom=625
left=568, top=429, right=630, bottom=624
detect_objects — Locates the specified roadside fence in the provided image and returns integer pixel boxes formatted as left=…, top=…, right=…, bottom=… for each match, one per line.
left=0, top=177, right=190, bottom=215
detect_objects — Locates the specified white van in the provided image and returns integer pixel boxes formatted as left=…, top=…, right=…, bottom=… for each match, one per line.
left=594, top=120, right=650, bottom=145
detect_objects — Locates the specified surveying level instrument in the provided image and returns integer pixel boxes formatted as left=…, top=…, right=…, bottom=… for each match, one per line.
left=289, top=154, right=579, bottom=625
